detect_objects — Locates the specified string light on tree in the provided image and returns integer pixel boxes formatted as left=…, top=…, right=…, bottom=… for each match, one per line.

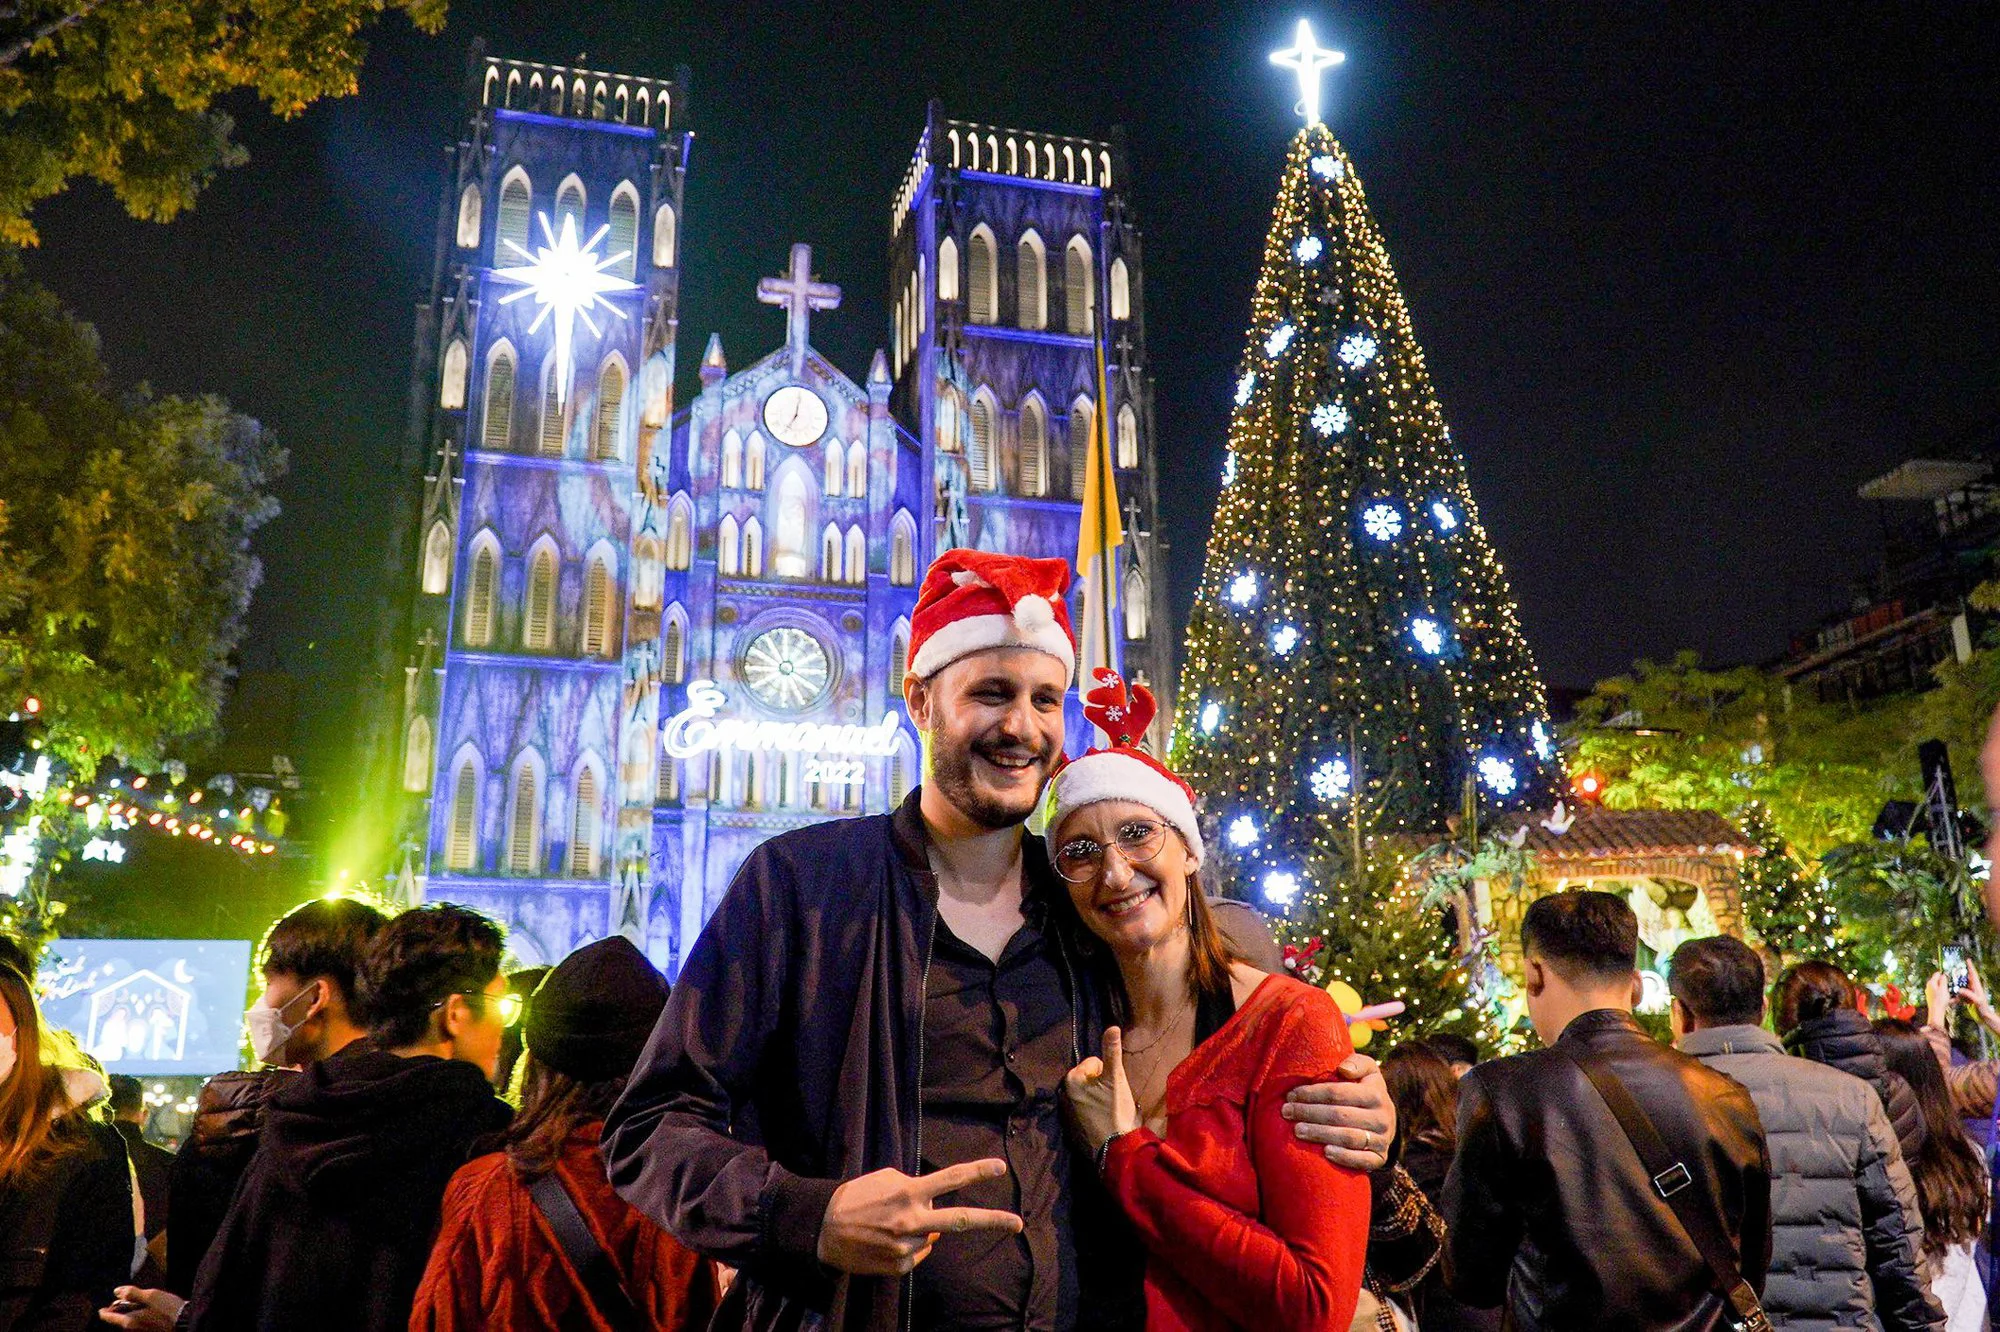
left=1199, top=701, right=1222, bottom=735
left=1311, top=155, right=1344, bottom=182
left=1262, top=869, right=1303, bottom=906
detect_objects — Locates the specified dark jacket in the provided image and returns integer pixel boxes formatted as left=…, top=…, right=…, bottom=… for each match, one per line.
left=1400, top=1141, right=1501, bottom=1332
left=604, top=790, right=1128, bottom=1332
left=1443, top=1009, right=1773, bottom=1332
left=113, top=1121, right=172, bottom=1241
left=1681, top=1024, right=1941, bottom=1332
left=0, top=1116, right=133, bottom=1332
left=186, top=1044, right=512, bottom=1332
left=166, top=1069, right=283, bottom=1295
left=1784, top=1008, right=1928, bottom=1167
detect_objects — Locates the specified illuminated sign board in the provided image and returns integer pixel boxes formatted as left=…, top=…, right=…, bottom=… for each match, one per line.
left=38, top=938, right=253, bottom=1076
left=662, top=681, right=902, bottom=785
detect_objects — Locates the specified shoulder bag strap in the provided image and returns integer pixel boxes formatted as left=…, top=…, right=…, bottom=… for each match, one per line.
left=526, top=1171, right=648, bottom=1332
left=1552, top=1044, right=1770, bottom=1332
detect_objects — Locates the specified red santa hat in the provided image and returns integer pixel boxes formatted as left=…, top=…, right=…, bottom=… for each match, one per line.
left=1044, top=669, right=1204, bottom=869
left=907, top=549, right=1076, bottom=683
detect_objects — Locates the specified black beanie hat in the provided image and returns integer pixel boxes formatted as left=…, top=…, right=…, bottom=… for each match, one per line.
left=523, top=935, right=668, bottom=1083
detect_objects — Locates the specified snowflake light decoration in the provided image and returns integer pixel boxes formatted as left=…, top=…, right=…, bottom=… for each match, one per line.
left=1228, top=571, right=1260, bottom=607
left=1431, top=500, right=1459, bottom=532
left=1361, top=503, right=1404, bottom=542
left=492, top=213, right=640, bottom=408
left=1264, top=322, right=1296, bottom=357
left=1227, top=814, right=1260, bottom=849
left=1311, top=402, right=1350, bottom=437
left=1270, top=624, right=1301, bottom=656
left=1221, top=451, right=1237, bottom=486
left=1338, top=332, right=1379, bottom=369
left=1235, top=371, right=1257, bottom=406
left=1311, top=155, right=1344, bottom=182
left=1410, top=616, right=1445, bottom=656
left=1262, top=870, right=1302, bottom=906
left=1477, top=755, right=1519, bottom=796
left=1531, top=721, right=1554, bottom=762
left=1199, top=701, right=1222, bottom=735
left=1294, top=234, right=1324, bottom=263
left=1309, top=759, right=1351, bottom=802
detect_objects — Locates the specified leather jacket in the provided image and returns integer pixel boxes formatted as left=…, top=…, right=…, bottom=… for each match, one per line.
left=1442, top=1010, right=1773, bottom=1331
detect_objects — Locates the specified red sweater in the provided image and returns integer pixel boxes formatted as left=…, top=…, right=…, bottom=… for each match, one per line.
left=409, top=1123, right=716, bottom=1332
left=1103, top=975, right=1370, bottom=1332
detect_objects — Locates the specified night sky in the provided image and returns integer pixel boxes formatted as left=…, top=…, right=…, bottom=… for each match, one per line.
left=20, top=3, right=2000, bottom=775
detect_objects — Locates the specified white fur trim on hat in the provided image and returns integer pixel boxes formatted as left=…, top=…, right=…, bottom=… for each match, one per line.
left=1045, top=751, right=1204, bottom=869
left=909, top=610, right=1077, bottom=682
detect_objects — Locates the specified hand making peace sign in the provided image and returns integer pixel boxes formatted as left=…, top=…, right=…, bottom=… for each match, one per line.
left=817, top=1158, right=1025, bottom=1276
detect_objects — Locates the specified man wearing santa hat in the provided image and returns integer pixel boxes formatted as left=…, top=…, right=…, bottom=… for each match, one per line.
left=605, top=549, right=1396, bottom=1332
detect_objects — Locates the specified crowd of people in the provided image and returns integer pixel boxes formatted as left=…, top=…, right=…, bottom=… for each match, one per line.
left=0, top=548, right=1998, bottom=1331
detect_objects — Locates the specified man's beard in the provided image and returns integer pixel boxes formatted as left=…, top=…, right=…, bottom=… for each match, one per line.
left=929, top=733, right=1053, bottom=830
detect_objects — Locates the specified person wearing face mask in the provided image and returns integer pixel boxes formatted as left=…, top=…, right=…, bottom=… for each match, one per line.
left=0, top=962, right=138, bottom=1332
left=162, top=896, right=385, bottom=1296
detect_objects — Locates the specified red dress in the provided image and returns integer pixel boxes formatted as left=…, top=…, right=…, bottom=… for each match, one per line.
left=409, top=1122, right=717, bottom=1332
left=1103, top=975, right=1370, bottom=1332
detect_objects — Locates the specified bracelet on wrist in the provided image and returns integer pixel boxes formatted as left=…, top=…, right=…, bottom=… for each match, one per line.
left=1095, top=1129, right=1130, bottom=1174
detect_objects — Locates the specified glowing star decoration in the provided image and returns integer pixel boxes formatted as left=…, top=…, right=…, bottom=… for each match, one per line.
left=1295, top=234, right=1323, bottom=263
left=1531, top=721, right=1554, bottom=762
left=1227, top=571, right=1260, bottom=607
left=1311, top=402, right=1349, bottom=437
left=1410, top=616, right=1445, bottom=656
left=1199, top=701, right=1223, bottom=735
left=1338, top=332, right=1379, bottom=369
left=1262, top=869, right=1302, bottom=906
left=1361, top=503, right=1404, bottom=541
left=82, top=838, right=126, bottom=864
left=1221, top=451, right=1238, bottom=486
left=1264, top=322, right=1296, bottom=357
left=1269, top=19, right=1345, bottom=127
left=1431, top=500, right=1459, bottom=532
left=1227, top=814, right=1260, bottom=849
left=1311, top=154, right=1344, bottom=182
left=1235, top=371, right=1257, bottom=405
left=1309, top=758, right=1351, bottom=802
left=491, top=212, right=640, bottom=409
left=1477, top=755, right=1519, bottom=796
left=1270, top=624, right=1302, bottom=656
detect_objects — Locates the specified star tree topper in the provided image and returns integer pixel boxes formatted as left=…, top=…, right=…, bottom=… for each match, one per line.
left=1270, top=19, right=1345, bottom=126
left=492, top=213, right=640, bottom=409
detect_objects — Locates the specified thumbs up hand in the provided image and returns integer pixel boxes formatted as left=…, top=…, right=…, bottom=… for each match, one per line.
left=1064, top=1026, right=1141, bottom=1151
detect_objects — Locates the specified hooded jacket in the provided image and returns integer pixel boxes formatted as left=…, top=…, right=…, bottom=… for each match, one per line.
left=186, top=1043, right=511, bottom=1332
left=1784, top=1008, right=1928, bottom=1167
left=1682, top=1024, right=1942, bottom=1332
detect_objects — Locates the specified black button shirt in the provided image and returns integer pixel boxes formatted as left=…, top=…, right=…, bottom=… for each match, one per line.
left=911, top=902, right=1078, bottom=1331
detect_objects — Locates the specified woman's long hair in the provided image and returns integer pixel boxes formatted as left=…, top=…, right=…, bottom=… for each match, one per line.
left=1382, top=1042, right=1459, bottom=1159
left=0, top=965, right=85, bottom=1185
left=1773, top=959, right=1854, bottom=1037
left=501, top=1052, right=626, bottom=1183
left=1874, top=1017, right=1988, bottom=1256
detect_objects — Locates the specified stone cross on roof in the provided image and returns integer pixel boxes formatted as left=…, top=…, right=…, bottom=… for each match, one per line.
left=757, top=243, right=841, bottom=378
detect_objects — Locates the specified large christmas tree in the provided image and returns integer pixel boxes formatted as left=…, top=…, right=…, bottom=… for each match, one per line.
left=1172, top=35, right=1555, bottom=912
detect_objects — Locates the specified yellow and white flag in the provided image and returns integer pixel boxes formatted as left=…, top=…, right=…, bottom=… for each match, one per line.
left=1076, top=315, right=1124, bottom=688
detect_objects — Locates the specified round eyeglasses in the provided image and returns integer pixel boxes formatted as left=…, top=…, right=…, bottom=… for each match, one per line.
left=1053, top=819, right=1170, bottom=883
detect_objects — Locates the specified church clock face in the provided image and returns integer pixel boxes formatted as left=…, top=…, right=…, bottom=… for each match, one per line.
left=742, top=626, right=832, bottom=712
left=762, top=386, right=829, bottom=447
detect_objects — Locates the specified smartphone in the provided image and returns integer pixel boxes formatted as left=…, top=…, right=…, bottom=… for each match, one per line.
left=1943, top=946, right=1971, bottom=994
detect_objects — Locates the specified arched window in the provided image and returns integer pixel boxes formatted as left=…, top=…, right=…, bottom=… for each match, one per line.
left=845, top=525, right=867, bottom=584
left=540, top=358, right=565, bottom=456
left=421, top=519, right=452, bottom=595
left=847, top=441, right=867, bottom=497
left=607, top=183, right=639, bottom=280
left=1117, top=402, right=1139, bottom=470
left=721, top=430, right=743, bottom=489
left=568, top=765, right=600, bottom=876
left=717, top=515, right=740, bottom=576
left=742, top=517, right=764, bottom=578
left=1069, top=398, right=1095, bottom=498
left=440, top=338, right=468, bottom=411
left=402, top=714, right=432, bottom=792
left=890, top=732, right=917, bottom=808
left=524, top=544, right=558, bottom=650
left=1110, top=257, right=1131, bottom=321
left=1016, top=230, right=1047, bottom=331
left=745, top=432, right=768, bottom=491
left=582, top=556, right=614, bottom=657
left=632, top=536, right=663, bottom=610
left=1066, top=236, right=1095, bottom=335
left=464, top=537, right=499, bottom=647
left=892, top=304, right=905, bottom=379
left=891, top=619, right=911, bottom=687
left=938, top=235, right=959, bottom=301
left=593, top=358, right=625, bottom=460
left=652, top=203, right=676, bottom=267
left=1124, top=570, right=1149, bottom=640
left=662, top=604, right=687, bottom=683
left=824, top=439, right=844, bottom=496
left=967, top=225, right=997, bottom=324
left=482, top=344, right=516, bottom=452
left=772, top=470, right=808, bottom=576
left=555, top=175, right=586, bottom=238
left=969, top=394, right=996, bottom=492
left=666, top=495, right=692, bottom=569
left=507, top=758, right=540, bottom=874
left=1019, top=397, right=1048, bottom=497
left=447, top=756, right=479, bottom=869
left=456, top=184, right=481, bottom=249
left=890, top=511, right=917, bottom=586
left=820, top=523, right=842, bottom=582
left=496, top=169, right=532, bottom=257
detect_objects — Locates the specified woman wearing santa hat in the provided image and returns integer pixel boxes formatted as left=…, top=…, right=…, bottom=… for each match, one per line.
left=1056, top=670, right=1370, bottom=1331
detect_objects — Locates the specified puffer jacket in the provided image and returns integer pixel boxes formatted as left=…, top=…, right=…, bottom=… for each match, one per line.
left=166, top=1068, right=290, bottom=1294
left=1682, top=1025, right=1943, bottom=1332
left=1785, top=1008, right=1928, bottom=1166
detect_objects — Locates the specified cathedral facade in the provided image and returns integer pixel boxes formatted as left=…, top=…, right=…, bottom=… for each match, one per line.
left=382, top=52, right=1171, bottom=972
